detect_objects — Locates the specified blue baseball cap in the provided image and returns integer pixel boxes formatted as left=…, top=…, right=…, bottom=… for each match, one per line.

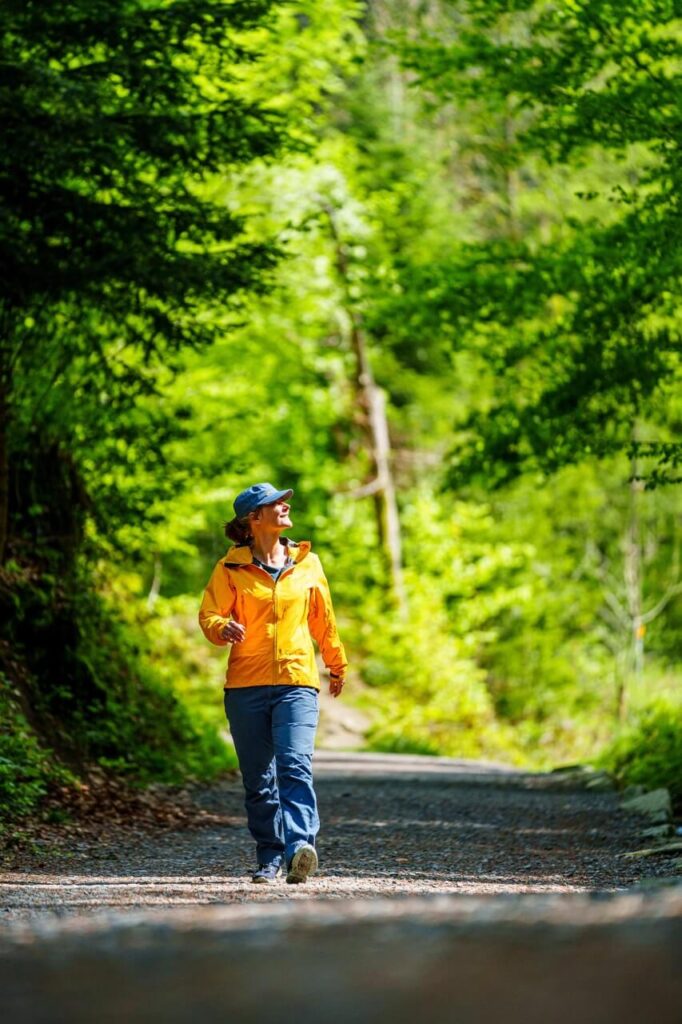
left=233, top=482, right=294, bottom=519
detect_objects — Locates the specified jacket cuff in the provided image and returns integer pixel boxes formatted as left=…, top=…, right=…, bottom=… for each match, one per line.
left=200, top=615, right=228, bottom=646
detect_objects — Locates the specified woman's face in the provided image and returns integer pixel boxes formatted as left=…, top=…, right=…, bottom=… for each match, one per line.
left=251, top=498, right=292, bottom=532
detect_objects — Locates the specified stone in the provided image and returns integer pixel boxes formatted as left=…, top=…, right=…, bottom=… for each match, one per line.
left=620, top=787, right=672, bottom=821
left=639, top=824, right=675, bottom=841
left=618, top=782, right=647, bottom=798
left=547, top=766, right=614, bottom=791
left=622, top=840, right=682, bottom=859
left=584, top=771, right=615, bottom=792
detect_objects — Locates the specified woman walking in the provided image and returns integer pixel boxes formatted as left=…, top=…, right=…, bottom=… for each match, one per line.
left=198, top=482, right=348, bottom=884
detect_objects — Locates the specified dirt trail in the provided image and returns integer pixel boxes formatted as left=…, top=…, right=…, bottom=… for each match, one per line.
left=0, top=752, right=676, bottom=916
left=2, top=753, right=681, bottom=1023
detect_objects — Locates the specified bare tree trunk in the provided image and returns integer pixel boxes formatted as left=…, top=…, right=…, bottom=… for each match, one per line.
left=355, top=331, right=405, bottom=605
left=587, top=432, right=681, bottom=722
left=320, top=202, right=407, bottom=613
left=624, top=446, right=644, bottom=705
left=147, top=554, right=163, bottom=610
left=501, top=115, right=519, bottom=241
left=614, top=655, right=627, bottom=724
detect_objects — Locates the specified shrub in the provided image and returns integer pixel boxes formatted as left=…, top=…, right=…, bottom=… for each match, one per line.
left=360, top=587, right=523, bottom=764
left=0, top=672, right=74, bottom=825
left=597, top=699, right=682, bottom=809
left=0, top=562, right=236, bottom=827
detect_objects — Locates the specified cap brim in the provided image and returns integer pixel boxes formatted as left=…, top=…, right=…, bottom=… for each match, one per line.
left=257, top=488, right=293, bottom=508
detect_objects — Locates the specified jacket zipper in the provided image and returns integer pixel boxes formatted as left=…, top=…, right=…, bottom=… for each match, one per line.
left=248, top=562, right=297, bottom=685
left=273, top=582, right=278, bottom=684
left=272, top=564, right=297, bottom=684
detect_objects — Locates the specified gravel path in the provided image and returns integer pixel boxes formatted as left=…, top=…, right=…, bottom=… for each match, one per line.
left=1, top=752, right=675, bottom=921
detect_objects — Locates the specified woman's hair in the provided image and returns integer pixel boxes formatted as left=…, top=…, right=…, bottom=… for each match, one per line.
left=224, top=514, right=252, bottom=545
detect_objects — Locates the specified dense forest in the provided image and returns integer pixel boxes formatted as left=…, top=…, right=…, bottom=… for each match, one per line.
left=1, top=0, right=681, bottom=827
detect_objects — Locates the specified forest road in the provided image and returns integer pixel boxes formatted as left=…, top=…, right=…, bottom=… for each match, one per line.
left=1, top=752, right=681, bottom=1023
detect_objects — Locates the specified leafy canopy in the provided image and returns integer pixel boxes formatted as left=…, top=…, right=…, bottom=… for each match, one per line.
left=392, top=0, right=682, bottom=489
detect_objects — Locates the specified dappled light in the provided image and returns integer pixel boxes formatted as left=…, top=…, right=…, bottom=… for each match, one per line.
left=1, top=1, right=680, bottom=1017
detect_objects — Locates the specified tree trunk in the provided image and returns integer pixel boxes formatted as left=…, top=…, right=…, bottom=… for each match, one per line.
left=0, top=301, right=12, bottom=565
left=147, top=554, right=163, bottom=610
left=624, top=445, right=644, bottom=698
left=321, top=202, right=407, bottom=613
left=0, top=374, right=8, bottom=565
left=350, top=323, right=406, bottom=611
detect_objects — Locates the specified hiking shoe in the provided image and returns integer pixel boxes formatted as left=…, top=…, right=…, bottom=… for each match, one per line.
left=251, top=862, right=281, bottom=884
left=286, top=844, right=318, bottom=884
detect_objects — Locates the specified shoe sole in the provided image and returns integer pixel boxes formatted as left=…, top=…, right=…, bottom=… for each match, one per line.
left=286, top=845, right=318, bottom=884
left=251, top=867, right=281, bottom=884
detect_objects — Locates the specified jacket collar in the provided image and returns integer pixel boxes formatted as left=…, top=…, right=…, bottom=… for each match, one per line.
left=223, top=537, right=311, bottom=567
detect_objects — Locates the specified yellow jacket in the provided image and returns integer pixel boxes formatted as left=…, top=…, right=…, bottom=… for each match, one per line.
left=198, top=538, right=348, bottom=690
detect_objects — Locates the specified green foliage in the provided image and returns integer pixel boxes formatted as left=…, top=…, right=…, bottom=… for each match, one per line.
left=2, top=0, right=281, bottom=307
left=597, top=698, right=682, bottom=809
left=1, top=0, right=286, bottom=565
left=2, top=0, right=680, bottom=826
left=343, top=495, right=504, bottom=759
left=0, top=561, right=235, bottom=823
left=130, top=1, right=681, bottom=782
left=0, top=0, right=286, bottom=819
left=116, top=586, right=238, bottom=754
left=362, top=598, right=523, bottom=762
left=389, top=0, right=682, bottom=489
left=0, top=672, right=74, bottom=824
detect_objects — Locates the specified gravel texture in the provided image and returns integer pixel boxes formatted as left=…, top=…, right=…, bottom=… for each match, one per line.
left=1, top=751, right=678, bottom=921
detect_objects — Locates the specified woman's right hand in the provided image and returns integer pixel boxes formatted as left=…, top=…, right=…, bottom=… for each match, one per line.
left=219, top=621, right=246, bottom=644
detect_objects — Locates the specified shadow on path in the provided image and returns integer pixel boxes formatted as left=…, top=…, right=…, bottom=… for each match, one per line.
left=0, top=752, right=672, bottom=916
left=1, top=754, right=681, bottom=1023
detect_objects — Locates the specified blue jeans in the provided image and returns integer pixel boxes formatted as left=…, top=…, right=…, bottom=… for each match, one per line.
left=224, top=685, right=320, bottom=868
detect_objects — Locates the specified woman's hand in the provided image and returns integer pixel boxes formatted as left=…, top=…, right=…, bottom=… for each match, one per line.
left=219, top=621, right=246, bottom=644
left=329, top=674, right=345, bottom=698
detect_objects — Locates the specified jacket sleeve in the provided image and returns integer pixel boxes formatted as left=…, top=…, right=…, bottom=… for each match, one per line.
left=307, top=557, right=348, bottom=677
left=198, top=561, right=236, bottom=647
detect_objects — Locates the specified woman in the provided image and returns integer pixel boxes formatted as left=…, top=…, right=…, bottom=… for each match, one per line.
left=198, top=481, right=348, bottom=885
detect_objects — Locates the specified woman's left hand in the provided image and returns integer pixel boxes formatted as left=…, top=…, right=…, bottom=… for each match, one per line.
left=329, top=675, right=345, bottom=698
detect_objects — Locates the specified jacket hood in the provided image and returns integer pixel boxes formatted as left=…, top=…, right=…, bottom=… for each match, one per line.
left=223, top=537, right=311, bottom=567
